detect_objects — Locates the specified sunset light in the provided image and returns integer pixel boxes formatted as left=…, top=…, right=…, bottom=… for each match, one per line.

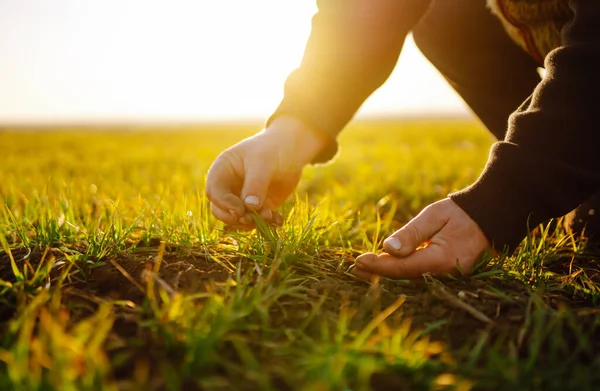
left=3, top=1, right=594, bottom=388
left=0, top=1, right=467, bottom=124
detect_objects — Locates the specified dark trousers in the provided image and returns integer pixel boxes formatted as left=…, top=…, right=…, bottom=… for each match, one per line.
left=412, top=0, right=542, bottom=140
left=411, top=0, right=598, bottom=235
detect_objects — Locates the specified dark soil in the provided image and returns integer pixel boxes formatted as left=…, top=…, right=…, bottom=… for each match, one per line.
left=82, top=250, right=233, bottom=302
left=2, top=244, right=600, bottom=389
left=1, top=245, right=597, bottom=346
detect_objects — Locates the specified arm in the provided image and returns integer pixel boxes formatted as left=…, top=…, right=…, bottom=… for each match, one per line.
left=450, top=0, right=600, bottom=252
left=206, top=1, right=431, bottom=227
left=268, top=0, right=432, bottom=163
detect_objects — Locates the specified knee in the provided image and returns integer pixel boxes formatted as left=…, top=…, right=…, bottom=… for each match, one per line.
left=412, top=15, right=470, bottom=73
left=411, top=22, right=443, bottom=64
left=411, top=1, right=508, bottom=75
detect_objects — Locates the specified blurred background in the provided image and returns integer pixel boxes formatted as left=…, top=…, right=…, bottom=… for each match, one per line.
left=0, top=0, right=468, bottom=126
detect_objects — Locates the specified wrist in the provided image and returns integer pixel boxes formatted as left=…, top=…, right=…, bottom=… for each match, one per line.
left=264, top=116, right=329, bottom=167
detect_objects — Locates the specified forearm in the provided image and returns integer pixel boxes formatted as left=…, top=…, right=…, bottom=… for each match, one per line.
left=268, top=0, right=432, bottom=163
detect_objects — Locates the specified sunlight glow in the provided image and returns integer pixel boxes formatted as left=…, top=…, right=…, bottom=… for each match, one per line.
left=0, top=1, right=468, bottom=124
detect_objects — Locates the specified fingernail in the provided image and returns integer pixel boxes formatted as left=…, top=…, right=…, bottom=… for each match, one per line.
left=385, top=237, right=402, bottom=250
left=244, top=195, right=260, bottom=206
left=229, top=209, right=238, bottom=218
left=239, top=216, right=252, bottom=225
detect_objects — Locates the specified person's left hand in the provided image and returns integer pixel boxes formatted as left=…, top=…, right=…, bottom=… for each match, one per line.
left=352, top=198, right=494, bottom=280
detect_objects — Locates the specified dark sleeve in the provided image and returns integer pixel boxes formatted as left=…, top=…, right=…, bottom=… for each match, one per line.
left=267, top=0, right=432, bottom=163
left=450, top=0, right=600, bottom=252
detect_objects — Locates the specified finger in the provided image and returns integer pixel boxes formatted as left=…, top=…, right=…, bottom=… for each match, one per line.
left=241, top=164, right=274, bottom=211
left=211, top=203, right=239, bottom=225
left=263, top=197, right=284, bottom=226
left=242, top=207, right=274, bottom=225
left=355, top=252, right=379, bottom=264
left=356, top=245, right=459, bottom=280
left=259, top=208, right=273, bottom=222
left=259, top=197, right=283, bottom=226
left=350, top=265, right=375, bottom=281
left=354, top=252, right=379, bottom=279
left=352, top=268, right=375, bottom=281
left=238, top=212, right=255, bottom=226
left=272, top=211, right=283, bottom=226
left=383, top=203, right=449, bottom=257
left=206, top=158, right=246, bottom=217
left=212, top=204, right=255, bottom=228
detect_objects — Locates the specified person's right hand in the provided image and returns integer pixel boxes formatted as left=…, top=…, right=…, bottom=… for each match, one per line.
left=206, top=116, right=328, bottom=228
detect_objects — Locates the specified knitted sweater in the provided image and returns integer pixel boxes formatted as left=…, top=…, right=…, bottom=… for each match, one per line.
left=487, top=0, right=572, bottom=62
left=268, top=0, right=600, bottom=252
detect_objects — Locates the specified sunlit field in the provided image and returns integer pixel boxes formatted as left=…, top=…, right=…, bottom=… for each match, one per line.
left=1, top=120, right=599, bottom=390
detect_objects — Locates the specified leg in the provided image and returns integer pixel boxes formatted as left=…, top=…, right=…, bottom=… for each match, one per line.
left=412, top=0, right=541, bottom=140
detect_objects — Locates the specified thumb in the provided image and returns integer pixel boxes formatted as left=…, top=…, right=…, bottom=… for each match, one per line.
left=241, top=164, right=274, bottom=211
left=383, top=203, right=449, bottom=257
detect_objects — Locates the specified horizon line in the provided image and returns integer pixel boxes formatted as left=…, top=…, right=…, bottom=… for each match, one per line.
left=0, top=113, right=472, bottom=129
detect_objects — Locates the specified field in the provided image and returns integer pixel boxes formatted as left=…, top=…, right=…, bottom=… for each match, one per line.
left=1, top=119, right=599, bottom=391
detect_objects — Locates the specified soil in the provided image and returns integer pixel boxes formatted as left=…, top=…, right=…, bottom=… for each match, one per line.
left=2, top=244, right=600, bottom=389
left=1, top=245, right=597, bottom=340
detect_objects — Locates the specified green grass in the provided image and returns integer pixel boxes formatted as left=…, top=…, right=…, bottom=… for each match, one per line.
left=1, top=119, right=599, bottom=390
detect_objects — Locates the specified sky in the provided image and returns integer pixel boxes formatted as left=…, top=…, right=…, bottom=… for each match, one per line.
left=0, top=0, right=469, bottom=124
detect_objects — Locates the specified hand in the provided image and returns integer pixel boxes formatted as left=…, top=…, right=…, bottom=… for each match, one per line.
left=206, top=116, right=327, bottom=228
left=353, top=198, right=494, bottom=280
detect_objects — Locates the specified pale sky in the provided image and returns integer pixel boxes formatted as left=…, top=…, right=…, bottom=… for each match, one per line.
left=0, top=0, right=469, bottom=124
